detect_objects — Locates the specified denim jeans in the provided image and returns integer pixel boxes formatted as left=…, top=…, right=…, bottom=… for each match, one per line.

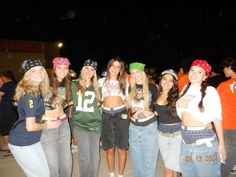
left=41, top=120, right=72, bottom=177
left=158, top=131, right=181, bottom=172
left=221, top=129, right=236, bottom=177
left=180, top=139, right=221, bottom=177
left=129, top=121, right=159, bottom=177
left=74, top=129, right=101, bottom=177
left=9, top=142, right=50, bottom=177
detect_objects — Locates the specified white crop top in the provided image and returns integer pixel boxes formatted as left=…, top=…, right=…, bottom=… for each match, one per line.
left=98, top=77, right=129, bottom=101
left=176, top=85, right=222, bottom=125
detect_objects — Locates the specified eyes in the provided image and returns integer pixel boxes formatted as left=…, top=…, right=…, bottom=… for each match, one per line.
left=84, top=66, right=95, bottom=72
left=190, top=67, right=205, bottom=75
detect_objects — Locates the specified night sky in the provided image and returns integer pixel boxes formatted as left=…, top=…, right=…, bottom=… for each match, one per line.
left=1, top=1, right=236, bottom=74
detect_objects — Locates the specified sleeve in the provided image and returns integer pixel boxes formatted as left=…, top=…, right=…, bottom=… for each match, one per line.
left=98, top=77, right=105, bottom=87
left=23, top=95, right=38, bottom=117
left=204, top=86, right=222, bottom=120
left=0, top=84, right=7, bottom=93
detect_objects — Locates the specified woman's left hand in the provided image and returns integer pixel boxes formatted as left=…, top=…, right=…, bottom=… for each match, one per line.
left=219, top=143, right=227, bottom=164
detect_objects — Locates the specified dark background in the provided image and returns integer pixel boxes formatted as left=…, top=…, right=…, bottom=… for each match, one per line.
left=1, top=0, right=236, bottom=74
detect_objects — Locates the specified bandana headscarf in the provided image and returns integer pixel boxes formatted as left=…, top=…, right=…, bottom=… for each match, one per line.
left=191, top=59, right=211, bottom=75
left=52, top=57, right=70, bottom=68
left=21, top=59, right=43, bottom=74
left=83, top=59, right=98, bottom=70
left=129, top=62, right=146, bottom=73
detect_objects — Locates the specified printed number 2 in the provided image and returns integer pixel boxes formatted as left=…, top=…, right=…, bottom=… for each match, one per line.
left=76, top=91, right=95, bottom=112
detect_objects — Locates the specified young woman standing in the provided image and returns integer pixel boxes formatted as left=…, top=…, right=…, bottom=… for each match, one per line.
left=128, top=62, right=159, bottom=177
left=8, top=59, right=62, bottom=177
left=154, top=69, right=181, bottom=177
left=41, top=57, right=72, bottom=177
left=176, top=59, right=226, bottom=177
left=98, top=57, right=129, bottom=177
left=70, top=59, right=102, bottom=177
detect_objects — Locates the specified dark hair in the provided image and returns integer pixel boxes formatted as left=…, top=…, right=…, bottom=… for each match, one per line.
left=51, top=70, right=71, bottom=105
left=158, top=74, right=179, bottom=116
left=1, top=70, right=16, bottom=83
left=221, top=56, right=236, bottom=72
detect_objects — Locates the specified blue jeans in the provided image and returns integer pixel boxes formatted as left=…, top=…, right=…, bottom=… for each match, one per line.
left=74, top=129, right=101, bottom=177
left=180, top=139, right=221, bottom=177
left=41, top=120, right=72, bottom=177
left=129, top=121, right=159, bottom=177
left=221, top=129, right=236, bottom=177
left=9, top=142, right=50, bottom=177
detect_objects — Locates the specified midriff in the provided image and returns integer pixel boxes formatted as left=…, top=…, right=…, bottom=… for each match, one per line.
left=103, top=96, right=125, bottom=108
left=45, top=107, right=65, bottom=118
left=132, top=110, right=154, bottom=119
left=181, top=112, right=204, bottom=126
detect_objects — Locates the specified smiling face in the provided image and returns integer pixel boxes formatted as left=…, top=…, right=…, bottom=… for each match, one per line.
left=108, top=61, right=121, bottom=78
left=131, top=69, right=143, bottom=84
left=27, top=66, right=46, bottom=83
left=188, top=66, right=207, bottom=85
left=82, top=65, right=96, bottom=80
left=54, top=64, right=69, bottom=82
left=160, top=73, right=175, bottom=92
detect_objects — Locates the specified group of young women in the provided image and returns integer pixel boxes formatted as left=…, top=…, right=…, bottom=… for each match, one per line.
left=8, top=56, right=226, bottom=177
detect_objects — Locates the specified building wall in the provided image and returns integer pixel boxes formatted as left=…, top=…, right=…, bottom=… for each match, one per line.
left=0, top=40, right=60, bottom=81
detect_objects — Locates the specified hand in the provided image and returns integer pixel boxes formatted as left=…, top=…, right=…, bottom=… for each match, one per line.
left=46, top=120, right=63, bottom=129
left=219, top=143, right=227, bottom=163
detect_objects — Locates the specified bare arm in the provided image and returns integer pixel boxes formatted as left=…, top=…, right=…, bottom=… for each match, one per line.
left=214, top=119, right=227, bottom=162
left=0, top=91, right=5, bottom=97
left=26, top=117, right=62, bottom=131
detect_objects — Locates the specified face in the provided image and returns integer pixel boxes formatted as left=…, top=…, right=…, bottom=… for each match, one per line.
left=27, top=66, right=46, bottom=83
left=160, top=74, right=174, bottom=91
left=131, top=69, right=143, bottom=84
left=223, top=66, right=231, bottom=78
left=188, top=66, right=207, bottom=84
left=54, top=64, right=69, bottom=81
left=109, top=61, right=121, bottom=77
left=82, top=66, right=96, bottom=79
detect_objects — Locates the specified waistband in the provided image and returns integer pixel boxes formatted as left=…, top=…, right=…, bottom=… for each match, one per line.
left=130, top=115, right=157, bottom=127
left=182, top=136, right=216, bottom=147
left=103, top=105, right=126, bottom=111
left=102, top=106, right=126, bottom=115
left=159, top=130, right=181, bottom=137
left=181, top=125, right=206, bottom=131
left=45, top=114, right=67, bottom=121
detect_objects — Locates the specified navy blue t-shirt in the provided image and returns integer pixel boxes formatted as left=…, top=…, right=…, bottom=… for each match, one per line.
left=9, top=94, right=45, bottom=146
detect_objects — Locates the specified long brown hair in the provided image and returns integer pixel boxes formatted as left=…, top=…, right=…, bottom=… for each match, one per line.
left=158, top=74, right=179, bottom=116
left=51, top=68, right=71, bottom=105
left=105, top=57, right=127, bottom=94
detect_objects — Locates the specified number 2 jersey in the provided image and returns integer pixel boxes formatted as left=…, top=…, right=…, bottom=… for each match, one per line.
left=70, top=80, right=101, bottom=133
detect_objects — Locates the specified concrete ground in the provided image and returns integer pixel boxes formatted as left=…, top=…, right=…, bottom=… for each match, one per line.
left=0, top=146, right=235, bottom=177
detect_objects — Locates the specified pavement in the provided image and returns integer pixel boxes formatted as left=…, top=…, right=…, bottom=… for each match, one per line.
left=0, top=145, right=235, bottom=177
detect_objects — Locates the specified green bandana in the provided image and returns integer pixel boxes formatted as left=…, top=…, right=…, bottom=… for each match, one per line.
left=129, top=62, right=146, bottom=72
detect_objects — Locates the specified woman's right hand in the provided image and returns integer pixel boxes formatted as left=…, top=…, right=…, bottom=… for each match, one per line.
left=45, top=120, right=63, bottom=129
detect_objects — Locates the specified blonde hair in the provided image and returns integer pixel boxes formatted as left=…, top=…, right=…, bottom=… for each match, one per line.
left=76, top=66, right=101, bottom=102
left=129, top=71, right=149, bottom=111
left=14, top=67, right=50, bottom=101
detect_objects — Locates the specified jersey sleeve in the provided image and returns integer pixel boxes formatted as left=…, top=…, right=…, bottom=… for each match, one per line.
left=22, top=95, right=38, bottom=117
